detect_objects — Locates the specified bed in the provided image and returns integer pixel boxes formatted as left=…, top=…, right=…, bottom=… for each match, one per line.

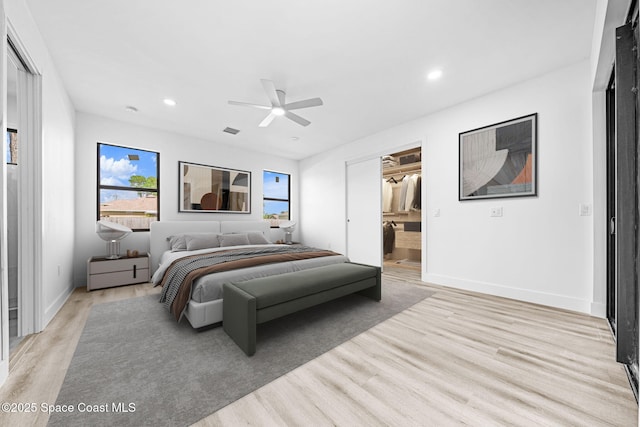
left=149, top=220, right=349, bottom=328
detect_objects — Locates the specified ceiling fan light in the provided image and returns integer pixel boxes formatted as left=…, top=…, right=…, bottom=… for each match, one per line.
left=272, top=107, right=285, bottom=116
left=427, top=69, right=443, bottom=81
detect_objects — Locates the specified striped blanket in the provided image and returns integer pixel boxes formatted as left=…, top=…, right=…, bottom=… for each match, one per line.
left=158, top=245, right=340, bottom=320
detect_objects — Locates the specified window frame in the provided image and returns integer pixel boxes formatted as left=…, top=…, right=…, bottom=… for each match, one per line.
left=96, top=142, right=160, bottom=232
left=263, top=170, right=291, bottom=226
left=6, top=128, right=17, bottom=165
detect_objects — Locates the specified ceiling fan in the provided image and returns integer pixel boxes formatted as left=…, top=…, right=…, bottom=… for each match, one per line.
left=228, top=79, right=323, bottom=127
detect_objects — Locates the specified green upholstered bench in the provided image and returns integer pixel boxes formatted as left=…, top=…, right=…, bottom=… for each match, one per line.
left=222, top=262, right=381, bottom=356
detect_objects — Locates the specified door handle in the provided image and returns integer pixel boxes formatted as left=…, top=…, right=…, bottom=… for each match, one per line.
left=610, top=217, right=616, bottom=235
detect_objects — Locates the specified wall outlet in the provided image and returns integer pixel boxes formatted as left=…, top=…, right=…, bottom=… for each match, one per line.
left=579, top=204, right=592, bottom=216
left=490, top=207, right=503, bottom=217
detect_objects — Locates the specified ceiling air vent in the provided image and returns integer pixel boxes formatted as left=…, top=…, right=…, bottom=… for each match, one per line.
left=223, top=127, right=240, bottom=135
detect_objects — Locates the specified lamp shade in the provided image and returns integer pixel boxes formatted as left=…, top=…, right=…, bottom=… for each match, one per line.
left=96, top=220, right=132, bottom=241
left=96, top=220, right=132, bottom=259
left=278, top=221, right=296, bottom=232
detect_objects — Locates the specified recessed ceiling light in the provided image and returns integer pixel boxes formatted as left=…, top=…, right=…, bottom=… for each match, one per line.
left=125, top=105, right=138, bottom=113
left=272, top=107, right=285, bottom=116
left=163, top=98, right=177, bottom=106
left=427, top=69, right=443, bottom=81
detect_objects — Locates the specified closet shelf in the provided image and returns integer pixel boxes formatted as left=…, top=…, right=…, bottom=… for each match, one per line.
left=383, top=162, right=421, bottom=177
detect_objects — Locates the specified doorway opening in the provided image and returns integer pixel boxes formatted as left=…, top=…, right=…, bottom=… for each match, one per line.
left=7, top=40, right=22, bottom=352
left=382, top=147, right=422, bottom=271
left=6, top=36, right=39, bottom=354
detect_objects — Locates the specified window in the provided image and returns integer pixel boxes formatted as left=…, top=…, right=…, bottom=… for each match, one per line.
left=6, top=128, right=17, bottom=164
left=97, top=143, right=159, bottom=231
left=263, top=170, right=290, bottom=226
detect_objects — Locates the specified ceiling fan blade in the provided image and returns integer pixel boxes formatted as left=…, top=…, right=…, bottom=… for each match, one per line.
left=261, top=79, right=281, bottom=107
left=276, top=90, right=286, bottom=107
left=285, top=110, right=311, bottom=127
left=284, top=97, right=323, bottom=110
left=228, top=100, right=271, bottom=110
left=259, top=113, right=277, bottom=127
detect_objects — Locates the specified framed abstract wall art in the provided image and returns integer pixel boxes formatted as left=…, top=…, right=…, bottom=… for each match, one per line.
left=179, top=161, right=251, bottom=213
left=459, top=113, right=537, bottom=200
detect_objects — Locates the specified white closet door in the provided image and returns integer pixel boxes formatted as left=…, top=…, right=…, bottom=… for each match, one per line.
left=346, top=157, right=381, bottom=267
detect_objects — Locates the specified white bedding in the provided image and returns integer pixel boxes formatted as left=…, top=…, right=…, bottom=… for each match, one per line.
left=152, top=244, right=349, bottom=303
left=149, top=221, right=349, bottom=328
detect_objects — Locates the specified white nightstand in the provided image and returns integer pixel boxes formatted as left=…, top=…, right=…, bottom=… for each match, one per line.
left=87, top=253, right=150, bottom=291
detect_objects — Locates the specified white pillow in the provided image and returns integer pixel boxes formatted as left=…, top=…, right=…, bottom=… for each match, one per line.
left=246, top=231, right=271, bottom=245
left=168, top=234, right=187, bottom=252
left=184, top=233, right=221, bottom=251
left=218, top=233, right=250, bottom=247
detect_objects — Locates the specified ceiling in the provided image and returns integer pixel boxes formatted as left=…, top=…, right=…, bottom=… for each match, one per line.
left=25, top=0, right=596, bottom=160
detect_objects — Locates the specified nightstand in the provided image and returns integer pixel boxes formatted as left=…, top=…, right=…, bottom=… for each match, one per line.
left=87, top=253, right=150, bottom=291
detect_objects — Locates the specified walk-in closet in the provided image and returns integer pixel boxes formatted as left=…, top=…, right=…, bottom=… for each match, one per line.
left=382, top=147, right=422, bottom=270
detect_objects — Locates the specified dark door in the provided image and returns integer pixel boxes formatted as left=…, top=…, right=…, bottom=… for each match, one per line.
left=606, top=72, right=616, bottom=334
left=614, top=20, right=639, bottom=395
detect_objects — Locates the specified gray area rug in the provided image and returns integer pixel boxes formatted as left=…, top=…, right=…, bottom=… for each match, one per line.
left=49, top=278, right=433, bottom=426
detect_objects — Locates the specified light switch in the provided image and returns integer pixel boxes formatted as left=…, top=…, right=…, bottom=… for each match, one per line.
left=434, top=208, right=441, bottom=217
left=490, top=207, right=503, bottom=217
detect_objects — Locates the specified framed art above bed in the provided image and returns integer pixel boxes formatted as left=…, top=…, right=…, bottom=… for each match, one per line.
left=179, top=161, right=251, bottom=213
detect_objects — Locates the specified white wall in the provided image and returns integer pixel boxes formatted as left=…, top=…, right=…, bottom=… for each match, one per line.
left=300, top=60, right=595, bottom=314
left=73, top=112, right=299, bottom=286
left=6, top=0, right=76, bottom=327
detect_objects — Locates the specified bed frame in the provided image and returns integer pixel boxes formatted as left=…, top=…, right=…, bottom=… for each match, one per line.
left=149, top=220, right=272, bottom=328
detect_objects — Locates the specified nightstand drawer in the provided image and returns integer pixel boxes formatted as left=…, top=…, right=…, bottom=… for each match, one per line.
left=87, top=253, right=150, bottom=291
left=89, top=269, right=150, bottom=290
left=89, top=257, right=149, bottom=274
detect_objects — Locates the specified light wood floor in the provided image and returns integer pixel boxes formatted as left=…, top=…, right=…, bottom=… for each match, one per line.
left=197, top=268, right=638, bottom=426
left=0, top=269, right=637, bottom=426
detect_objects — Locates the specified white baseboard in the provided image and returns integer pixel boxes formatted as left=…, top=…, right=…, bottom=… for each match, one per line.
left=43, top=283, right=75, bottom=330
left=423, top=273, right=592, bottom=314
left=590, top=301, right=606, bottom=318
